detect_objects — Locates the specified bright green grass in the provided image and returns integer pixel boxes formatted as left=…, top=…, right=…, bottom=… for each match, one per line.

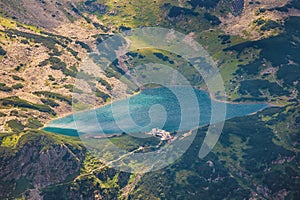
left=1, top=132, right=26, bottom=148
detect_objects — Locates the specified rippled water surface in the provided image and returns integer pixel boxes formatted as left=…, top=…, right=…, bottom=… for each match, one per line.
left=44, top=87, right=268, bottom=136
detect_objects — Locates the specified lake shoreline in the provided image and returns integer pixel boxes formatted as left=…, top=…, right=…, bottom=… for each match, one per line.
left=42, top=86, right=276, bottom=135
left=196, top=86, right=280, bottom=107
left=41, top=90, right=142, bottom=129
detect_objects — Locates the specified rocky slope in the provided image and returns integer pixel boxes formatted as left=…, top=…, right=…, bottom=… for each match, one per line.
left=0, top=130, right=85, bottom=199
left=220, top=0, right=300, bottom=40
left=0, top=11, right=129, bottom=133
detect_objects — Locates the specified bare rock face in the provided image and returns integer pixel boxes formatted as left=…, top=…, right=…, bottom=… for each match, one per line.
left=0, top=0, right=80, bottom=29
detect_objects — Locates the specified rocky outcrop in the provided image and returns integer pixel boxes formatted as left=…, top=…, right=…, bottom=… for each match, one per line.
left=0, top=132, right=85, bottom=198
left=0, top=0, right=80, bottom=29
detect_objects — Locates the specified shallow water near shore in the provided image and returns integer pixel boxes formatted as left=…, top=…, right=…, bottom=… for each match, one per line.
left=44, top=87, right=268, bottom=136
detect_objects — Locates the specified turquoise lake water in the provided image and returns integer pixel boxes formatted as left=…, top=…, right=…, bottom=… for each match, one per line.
left=44, top=87, right=268, bottom=137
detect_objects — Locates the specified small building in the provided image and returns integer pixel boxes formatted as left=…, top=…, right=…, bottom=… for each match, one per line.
left=147, top=128, right=173, bottom=141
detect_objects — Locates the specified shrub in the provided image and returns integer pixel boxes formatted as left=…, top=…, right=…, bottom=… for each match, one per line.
left=7, top=120, right=25, bottom=132
left=260, top=20, right=281, bottom=31
left=188, top=0, right=219, bottom=9
left=168, top=6, right=199, bottom=18
left=12, top=83, right=24, bottom=90
left=10, top=110, right=19, bottom=116
left=277, top=64, right=300, bottom=86
left=26, top=118, right=43, bottom=129
left=5, top=29, right=62, bottom=53
left=41, top=98, right=59, bottom=107
left=33, top=91, right=72, bottom=105
left=95, top=88, right=110, bottom=102
left=0, top=83, right=12, bottom=92
left=0, top=45, right=6, bottom=56
left=153, top=52, right=169, bottom=61
left=12, top=75, right=25, bottom=81
left=75, top=40, right=92, bottom=52
left=204, top=13, right=221, bottom=25
left=236, top=59, right=262, bottom=75
left=40, top=57, right=79, bottom=77
left=0, top=96, right=55, bottom=115
left=0, top=112, right=6, bottom=117
left=97, top=78, right=112, bottom=90
left=239, top=79, right=289, bottom=97
left=66, top=47, right=79, bottom=59
left=20, top=39, right=30, bottom=44
left=48, top=75, right=55, bottom=81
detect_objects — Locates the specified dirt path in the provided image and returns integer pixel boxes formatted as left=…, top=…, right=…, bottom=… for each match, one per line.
left=74, top=146, right=144, bottom=182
